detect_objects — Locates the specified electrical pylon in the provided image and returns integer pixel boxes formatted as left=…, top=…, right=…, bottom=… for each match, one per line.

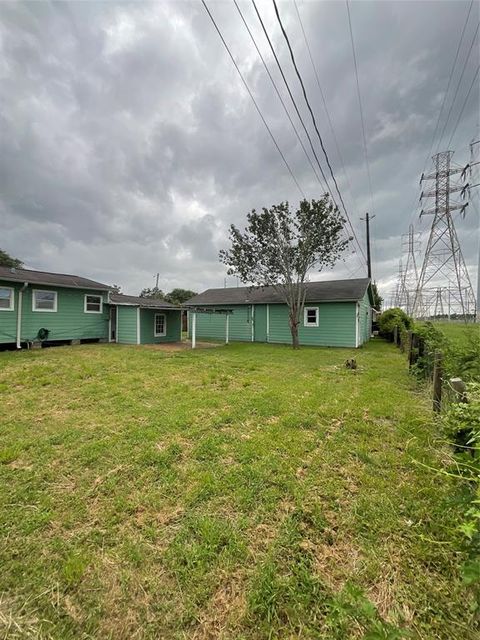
left=396, top=224, right=420, bottom=314
left=412, top=150, right=476, bottom=322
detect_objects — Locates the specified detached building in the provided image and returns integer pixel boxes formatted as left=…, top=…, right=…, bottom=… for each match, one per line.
left=185, top=278, right=373, bottom=348
left=0, top=266, right=181, bottom=348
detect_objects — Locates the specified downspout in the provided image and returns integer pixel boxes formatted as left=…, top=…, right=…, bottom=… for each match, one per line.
left=16, top=282, right=28, bottom=349
left=251, top=305, right=254, bottom=342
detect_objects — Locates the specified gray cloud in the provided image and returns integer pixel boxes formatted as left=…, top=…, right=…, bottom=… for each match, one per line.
left=1, top=0, right=478, bottom=300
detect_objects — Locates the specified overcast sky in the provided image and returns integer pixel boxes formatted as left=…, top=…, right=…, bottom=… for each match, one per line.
left=1, top=0, right=479, bottom=299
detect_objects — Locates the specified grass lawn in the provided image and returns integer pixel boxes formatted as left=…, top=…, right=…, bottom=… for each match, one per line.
left=430, top=321, right=479, bottom=345
left=0, top=341, right=475, bottom=639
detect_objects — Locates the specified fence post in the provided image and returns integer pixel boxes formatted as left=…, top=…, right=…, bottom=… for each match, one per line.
left=393, top=324, right=398, bottom=346
left=433, top=350, right=443, bottom=413
left=408, top=332, right=417, bottom=368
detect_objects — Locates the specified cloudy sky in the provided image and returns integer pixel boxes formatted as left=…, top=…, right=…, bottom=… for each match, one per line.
left=1, top=0, right=479, bottom=300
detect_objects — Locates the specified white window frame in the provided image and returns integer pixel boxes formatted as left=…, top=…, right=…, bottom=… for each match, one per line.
left=154, top=313, right=166, bottom=337
left=0, top=286, right=14, bottom=311
left=84, top=294, right=103, bottom=314
left=32, top=289, right=57, bottom=312
left=304, top=306, right=319, bottom=327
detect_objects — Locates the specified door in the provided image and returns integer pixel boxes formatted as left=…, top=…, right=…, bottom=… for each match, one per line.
left=254, top=304, right=268, bottom=342
left=109, top=306, right=117, bottom=342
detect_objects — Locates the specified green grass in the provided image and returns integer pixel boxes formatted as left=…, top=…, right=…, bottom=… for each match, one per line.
left=431, top=320, right=479, bottom=345
left=0, top=341, right=475, bottom=639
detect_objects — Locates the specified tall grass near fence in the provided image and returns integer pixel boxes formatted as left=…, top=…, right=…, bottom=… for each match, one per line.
left=385, top=316, right=480, bottom=616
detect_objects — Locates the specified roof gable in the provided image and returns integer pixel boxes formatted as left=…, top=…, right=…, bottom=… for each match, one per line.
left=110, top=293, right=179, bottom=310
left=0, top=266, right=111, bottom=291
left=186, top=278, right=371, bottom=306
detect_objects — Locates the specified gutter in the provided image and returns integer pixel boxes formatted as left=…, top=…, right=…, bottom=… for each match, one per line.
left=16, top=282, right=28, bottom=349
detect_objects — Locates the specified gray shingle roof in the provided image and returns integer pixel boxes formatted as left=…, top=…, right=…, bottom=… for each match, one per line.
left=0, top=266, right=111, bottom=291
left=110, top=293, right=179, bottom=310
left=185, top=278, right=371, bottom=305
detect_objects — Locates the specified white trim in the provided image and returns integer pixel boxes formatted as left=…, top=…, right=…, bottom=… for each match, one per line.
left=116, top=306, right=119, bottom=343
left=154, top=312, right=166, bottom=337
left=225, top=314, right=229, bottom=344
left=84, top=294, right=103, bottom=314
left=32, top=289, right=57, bottom=312
left=303, top=306, right=319, bottom=327
left=355, top=302, right=360, bottom=347
left=180, top=311, right=183, bottom=342
left=251, top=305, right=254, bottom=342
left=16, top=290, right=22, bottom=347
left=192, top=312, right=196, bottom=349
left=0, top=286, right=14, bottom=311
left=266, top=304, right=270, bottom=342
left=137, top=307, right=141, bottom=344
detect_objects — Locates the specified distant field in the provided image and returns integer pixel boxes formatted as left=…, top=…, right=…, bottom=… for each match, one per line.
left=0, top=341, right=476, bottom=639
left=433, top=321, right=479, bottom=344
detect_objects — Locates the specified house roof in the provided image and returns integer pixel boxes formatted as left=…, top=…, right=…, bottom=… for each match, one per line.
left=0, top=266, right=111, bottom=291
left=185, top=278, right=371, bottom=306
left=110, top=293, right=180, bottom=310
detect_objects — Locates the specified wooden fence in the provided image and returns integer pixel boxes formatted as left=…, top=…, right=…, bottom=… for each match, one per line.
left=392, top=328, right=467, bottom=414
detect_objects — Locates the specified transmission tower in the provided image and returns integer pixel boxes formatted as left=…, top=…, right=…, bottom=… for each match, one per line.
left=413, top=150, right=476, bottom=322
left=396, top=224, right=420, bottom=314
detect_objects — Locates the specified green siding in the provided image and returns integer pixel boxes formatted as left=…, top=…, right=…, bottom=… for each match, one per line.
left=254, top=304, right=267, bottom=342
left=192, top=305, right=252, bottom=342
left=117, top=306, right=138, bottom=344
left=0, top=280, right=18, bottom=343
left=140, top=309, right=181, bottom=343
left=0, top=281, right=109, bottom=344
left=269, top=302, right=357, bottom=347
left=358, top=289, right=372, bottom=345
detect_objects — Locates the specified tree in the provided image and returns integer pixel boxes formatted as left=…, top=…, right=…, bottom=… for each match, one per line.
left=165, top=288, right=197, bottom=305
left=139, top=286, right=165, bottom=299
left=0, top=248, right=23, bottom=268
left=111, top=284, right=122, bottom=293
left=219, top=198, right=349, bottom=349
left=371, top=281, right=383, bottom=310
left=378, top=308, right=413, bottom=335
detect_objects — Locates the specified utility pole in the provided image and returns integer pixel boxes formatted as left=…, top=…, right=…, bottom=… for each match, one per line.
left=413, top=150, right=476, bottom=322
left=155, top=273, right=159, bottom=289
left=360, top=212, right=375, bottom=279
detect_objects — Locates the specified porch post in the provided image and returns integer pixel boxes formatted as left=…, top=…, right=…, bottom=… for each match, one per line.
left=192, top=311, right=196, bottom=349
left=225, top=314, right=229, bottom=344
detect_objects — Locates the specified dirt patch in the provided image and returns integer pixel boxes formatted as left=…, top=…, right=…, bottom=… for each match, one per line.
left=191, top=572, right=248, bottom=640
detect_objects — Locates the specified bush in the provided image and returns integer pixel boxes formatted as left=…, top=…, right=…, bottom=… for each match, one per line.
left=442, top=383, right=480, bottom=610
left=378, top=308, right=413, bottom=335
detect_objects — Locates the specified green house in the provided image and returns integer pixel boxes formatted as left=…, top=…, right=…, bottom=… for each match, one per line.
left=186, top=278, right=373, bottom=348
left=0, top=266, right=181, bottom=348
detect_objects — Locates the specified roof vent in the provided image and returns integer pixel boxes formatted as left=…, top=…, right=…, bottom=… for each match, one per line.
left=10, top=267, right=16, bottom=273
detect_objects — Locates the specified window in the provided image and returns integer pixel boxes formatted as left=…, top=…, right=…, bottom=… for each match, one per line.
left=304, top=307, right=319, bottom=327
left=84, top=294, right=103, bottom=313
left=154, top=313, right=166, bottom=337
left=0, top=287, right=14, bottom=311
left=33, top=289, right=57, bottom=312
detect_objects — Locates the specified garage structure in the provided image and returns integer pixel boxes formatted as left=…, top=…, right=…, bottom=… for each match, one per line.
left=185, top=278, right=374, bottom=348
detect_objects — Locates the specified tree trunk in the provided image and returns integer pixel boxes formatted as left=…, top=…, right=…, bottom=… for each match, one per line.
left=290, top=323, right=300, bottom=349
left=289, top=308, right=300, bottom=349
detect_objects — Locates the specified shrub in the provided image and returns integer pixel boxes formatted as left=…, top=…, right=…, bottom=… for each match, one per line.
left=378, top=308, right=413, bottom=335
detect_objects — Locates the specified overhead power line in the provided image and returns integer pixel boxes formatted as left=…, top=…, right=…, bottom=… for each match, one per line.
left=270, top=0, right=368, bottom=266
left=408, top=2, right=477, bottom=227
left=293, top=0, right=360, bottom=217
left=436, top=20, right=480, bottom=151
left=232, top=0, right=324, bottom=189
left=250, top=0, right=366, bottom=268
left=446, top=64, right=480, bottom=149
left=423, top=0, right=474, bottom=165
left=201, top=0, right=305, bottom=198
left=345, top=0, right=375, bottom=214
